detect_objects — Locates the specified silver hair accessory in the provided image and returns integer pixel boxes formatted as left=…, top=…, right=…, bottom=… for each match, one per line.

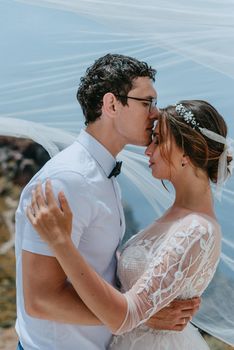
left=175, top=103, right=234, bottom=200
left=175, top=104, right=200, bottom=129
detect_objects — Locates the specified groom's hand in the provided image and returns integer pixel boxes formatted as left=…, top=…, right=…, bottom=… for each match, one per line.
left=145, top=297, right=201, bottom=331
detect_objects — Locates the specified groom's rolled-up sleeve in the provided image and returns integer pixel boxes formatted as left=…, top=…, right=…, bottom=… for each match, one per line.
left=20, top=170, right=96, bottom=257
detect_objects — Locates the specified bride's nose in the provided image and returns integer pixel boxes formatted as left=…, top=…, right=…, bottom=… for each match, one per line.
left=145, top=141, right=154, bottom=156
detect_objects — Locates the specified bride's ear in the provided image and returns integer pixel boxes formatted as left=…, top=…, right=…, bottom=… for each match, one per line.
left=181, top=154, right=190, bottom=167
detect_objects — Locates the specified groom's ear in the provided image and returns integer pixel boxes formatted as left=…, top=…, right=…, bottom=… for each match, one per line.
left=102, top=93, right=118, bottom=117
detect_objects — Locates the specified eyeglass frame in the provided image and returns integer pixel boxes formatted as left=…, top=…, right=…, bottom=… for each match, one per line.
left=115, top=94, right=157, bottom=113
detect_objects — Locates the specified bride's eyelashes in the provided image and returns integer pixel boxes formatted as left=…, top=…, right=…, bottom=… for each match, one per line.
left=152, top=132, right=160, bottom=145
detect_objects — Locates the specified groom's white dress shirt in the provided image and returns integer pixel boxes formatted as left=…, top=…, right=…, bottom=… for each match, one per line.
left=15, top=129, right=125, bottom=350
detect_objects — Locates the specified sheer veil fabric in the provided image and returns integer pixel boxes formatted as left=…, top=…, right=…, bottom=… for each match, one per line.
left=0, top=0, right=234, bottom=345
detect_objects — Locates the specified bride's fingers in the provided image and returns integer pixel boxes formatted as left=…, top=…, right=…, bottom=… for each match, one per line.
left=26, top=205, right=36, bottom=226
left=58, top=192, right=72, bottom=218
left=31, top=190, right=39, bottom=216
left=45, top=179, right=59, bottom=209
left=35, top=181, right=47, bottom=208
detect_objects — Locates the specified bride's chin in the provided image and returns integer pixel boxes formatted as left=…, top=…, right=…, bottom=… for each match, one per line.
left=151, top=171, right=169, bottom=181
left=151, top=171, right=161, bottom=179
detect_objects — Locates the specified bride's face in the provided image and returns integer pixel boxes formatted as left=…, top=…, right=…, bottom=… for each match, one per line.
left=145, top=124, right=185, bottom=181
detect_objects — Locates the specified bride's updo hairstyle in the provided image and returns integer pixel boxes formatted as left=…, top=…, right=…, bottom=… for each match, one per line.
left=157, top=100, right=232, bottom=183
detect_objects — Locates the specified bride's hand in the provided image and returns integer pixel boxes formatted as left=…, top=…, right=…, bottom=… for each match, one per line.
left=26, top=180, right=73, bottom=248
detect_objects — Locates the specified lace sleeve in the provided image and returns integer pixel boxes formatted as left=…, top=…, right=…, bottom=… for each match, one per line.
left=115, top=215, right=220, bottom=335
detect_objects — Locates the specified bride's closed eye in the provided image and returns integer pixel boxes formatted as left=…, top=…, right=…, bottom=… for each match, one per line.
left=152, top=132, right=160, bottom=145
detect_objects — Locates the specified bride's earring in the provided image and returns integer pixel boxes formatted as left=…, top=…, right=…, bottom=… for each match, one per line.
left=181, top=154, right=188, bottom=167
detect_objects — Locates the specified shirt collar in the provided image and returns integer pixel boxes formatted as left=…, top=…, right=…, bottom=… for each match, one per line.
left=76, top=129, right=116, bottom=177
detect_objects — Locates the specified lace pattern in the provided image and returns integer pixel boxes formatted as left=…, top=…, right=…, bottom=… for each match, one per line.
left=115, top=214, right=221, bottom=335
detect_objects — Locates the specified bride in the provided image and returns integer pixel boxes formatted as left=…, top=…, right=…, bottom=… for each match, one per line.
left=27, top=100, right=232, bottom=349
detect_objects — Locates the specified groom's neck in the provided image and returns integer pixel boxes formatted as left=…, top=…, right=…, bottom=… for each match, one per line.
left=85, top=123, right=125, bottom=157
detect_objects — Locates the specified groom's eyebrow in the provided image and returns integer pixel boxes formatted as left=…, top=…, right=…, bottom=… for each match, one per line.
left=146, top=95, right=157, bottom=100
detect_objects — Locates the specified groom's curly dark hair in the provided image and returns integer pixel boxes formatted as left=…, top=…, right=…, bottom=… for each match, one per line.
left=77, top=53, right=156, bottom=125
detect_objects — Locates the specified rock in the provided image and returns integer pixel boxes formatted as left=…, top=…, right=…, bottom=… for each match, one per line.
left=0, top=327, right=17, bottom=350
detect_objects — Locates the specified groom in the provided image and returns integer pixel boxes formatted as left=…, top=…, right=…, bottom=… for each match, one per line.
left=15, top=54, right=200, bottom=349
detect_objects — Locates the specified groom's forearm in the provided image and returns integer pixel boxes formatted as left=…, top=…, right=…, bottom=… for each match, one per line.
left=26, top=282, right=102, bottom=325
left=22, top=250, right=102, bottom=325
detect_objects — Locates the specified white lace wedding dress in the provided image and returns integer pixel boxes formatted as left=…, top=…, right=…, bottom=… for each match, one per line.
left=110, top=213, right=221, bottom=350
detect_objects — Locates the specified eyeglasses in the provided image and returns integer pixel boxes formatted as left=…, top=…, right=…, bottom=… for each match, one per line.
left=116, top=95, right=157, bottom=113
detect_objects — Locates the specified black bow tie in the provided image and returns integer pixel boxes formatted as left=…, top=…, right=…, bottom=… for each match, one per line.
left=108, top=161, right=122, bottom=178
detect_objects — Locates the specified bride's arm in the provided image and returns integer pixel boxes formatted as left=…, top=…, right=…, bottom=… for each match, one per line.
left=27, top=181, right=207, bottom=334
left=27, top=180, right=128, bottom=332
left=47, top=234, right=128, bottom=332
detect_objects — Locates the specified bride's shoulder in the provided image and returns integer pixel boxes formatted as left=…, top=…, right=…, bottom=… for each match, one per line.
left=172, top=212, right=221, bottom=236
